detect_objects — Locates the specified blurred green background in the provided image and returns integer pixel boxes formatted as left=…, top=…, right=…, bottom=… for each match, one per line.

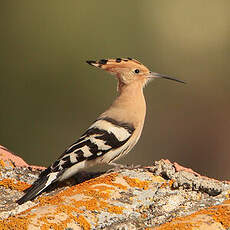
left=1, top=1, right=230, bottom=180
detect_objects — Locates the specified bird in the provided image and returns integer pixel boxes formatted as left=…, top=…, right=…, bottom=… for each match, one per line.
left=17, top=57, right=185, bottom=204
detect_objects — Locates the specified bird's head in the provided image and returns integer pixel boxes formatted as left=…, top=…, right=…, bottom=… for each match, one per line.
left=87, top=58, right=185, bottom=88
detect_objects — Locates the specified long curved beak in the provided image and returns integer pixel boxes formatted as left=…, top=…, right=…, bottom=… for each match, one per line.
left=149, top=72, right=186, bottom=84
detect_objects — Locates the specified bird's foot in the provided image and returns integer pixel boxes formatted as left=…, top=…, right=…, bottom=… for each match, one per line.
left=106, top=162, right=142, bottom=173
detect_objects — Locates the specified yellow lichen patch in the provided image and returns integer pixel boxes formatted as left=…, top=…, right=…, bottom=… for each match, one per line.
left=0, top=178, right=31, bottom=191
left=123, top=176, right=149, bottom=190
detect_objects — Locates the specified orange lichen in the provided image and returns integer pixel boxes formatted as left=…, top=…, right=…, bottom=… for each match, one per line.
left=2, top=169, right=230, bottom=229
left=223, top=199, right=230, bottom=204
left=110, top=182, right=127, bottom=190
left=160, top=179, right=174, bottom=189
left=73, top=198, right=100, bottom=211
left=208, top=205, right=230, bottom=228
left=99, top=200, right=109, bottom=209
left=160, top=181, right=168, bottom=189
left=141, top=213, right=148, bottom=219
left=5, top=173, right=126, bottom=229
left=93, top=185, right=113, bottom=190
left=39, top=215, right=68, bottom=230
left=37, top=173, right=121, bottom=207
left=39, top=203, right=88, bottom=230
left=0, top=214, right=35, bottom=230
left=9, top=161, right=15, bottom=168
left=155, top=204, right=230, bottom=230
left=0, top=178, right=30, bottom=191
left=0, top=159, right=6, bottom=168
left=75, top=215, right=91, bottom=230
left=82, top=188, right=111, bottom=200
left=55, top=204, right=80, bottom=216
left=37, top=203, right=87, bottom=230
left=0, top=157, right=16, bottom=168
left=155, top=221, right=198, bottom=230
left=168, top=179, right=175, bottom=187
left=123, top=176, right=149, bottom=190
left=41, top=223, right=65, bottom=230
left=108, top=206, right=124, bottom=214
left=0, top=173, right=146, bottom=229
left=38, top=194, right=64, bottom=206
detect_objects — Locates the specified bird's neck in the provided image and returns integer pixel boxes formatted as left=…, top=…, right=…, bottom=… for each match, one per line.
left=101, top=81, right=146, bottom=127
left=117, top=81, right=145, bottom=103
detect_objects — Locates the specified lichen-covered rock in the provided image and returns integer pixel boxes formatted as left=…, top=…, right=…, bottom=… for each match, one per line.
left=0, top=145, right=230, bottom=230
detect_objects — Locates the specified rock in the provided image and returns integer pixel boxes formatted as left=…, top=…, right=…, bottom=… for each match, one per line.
left=0, top=145, right=230, bottom=230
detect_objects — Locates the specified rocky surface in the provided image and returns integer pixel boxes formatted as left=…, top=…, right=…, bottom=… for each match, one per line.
left=0, top=145, right=230, bottom=230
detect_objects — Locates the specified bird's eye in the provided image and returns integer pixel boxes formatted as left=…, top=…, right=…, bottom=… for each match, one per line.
left=134, top=69, right=140, bottom=74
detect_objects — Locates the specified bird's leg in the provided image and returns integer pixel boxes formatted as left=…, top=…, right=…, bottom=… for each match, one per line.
left=106, top=162, right=126, bottom=172
left=107, top=162, right=142, bottom=173
left=108, top=162, right=125, bottom=168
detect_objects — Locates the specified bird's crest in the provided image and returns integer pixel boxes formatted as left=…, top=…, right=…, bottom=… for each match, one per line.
left=86, top=58, right=143, bottom=69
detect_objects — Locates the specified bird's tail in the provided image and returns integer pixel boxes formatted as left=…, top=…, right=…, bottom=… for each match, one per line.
left=17, top=172, right=59, bottom=205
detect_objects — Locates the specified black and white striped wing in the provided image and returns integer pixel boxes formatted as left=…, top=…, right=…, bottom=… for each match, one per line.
left=51, top=117, right=135, bottom=176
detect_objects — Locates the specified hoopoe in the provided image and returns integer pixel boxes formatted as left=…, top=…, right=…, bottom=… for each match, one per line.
left=17, top=58, right=185, bottom=204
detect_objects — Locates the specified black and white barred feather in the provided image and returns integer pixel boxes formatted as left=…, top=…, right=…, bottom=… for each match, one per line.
left=17, top=117, right=135, bottom=204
